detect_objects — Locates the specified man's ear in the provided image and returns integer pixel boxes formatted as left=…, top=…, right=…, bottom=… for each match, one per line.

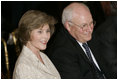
left=64, top=21, right=71, bottom=32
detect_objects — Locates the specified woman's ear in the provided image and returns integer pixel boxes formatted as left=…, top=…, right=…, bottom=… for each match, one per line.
left=64, top=21, right=71, bottom=32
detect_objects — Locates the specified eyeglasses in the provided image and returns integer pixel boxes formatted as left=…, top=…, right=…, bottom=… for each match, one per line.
left=68, top=20, right=96, bottom=30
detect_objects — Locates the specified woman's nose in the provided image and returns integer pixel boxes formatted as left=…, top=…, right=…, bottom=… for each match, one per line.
left=43, top=32, right=50, bottom=39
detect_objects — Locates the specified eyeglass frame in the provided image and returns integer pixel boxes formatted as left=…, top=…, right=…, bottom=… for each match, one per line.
left=68, top=20, right=96, bottom=30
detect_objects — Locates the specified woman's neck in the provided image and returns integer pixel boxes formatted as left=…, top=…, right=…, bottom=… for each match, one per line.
left=26, top=42, right=44, bottom=64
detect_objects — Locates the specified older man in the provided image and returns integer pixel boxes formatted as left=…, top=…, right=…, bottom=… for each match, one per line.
left=46, top=2, right=106, bottom=79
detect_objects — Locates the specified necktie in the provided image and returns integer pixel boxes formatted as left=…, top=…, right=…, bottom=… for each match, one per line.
left=82, top=43, right=106, bottom=79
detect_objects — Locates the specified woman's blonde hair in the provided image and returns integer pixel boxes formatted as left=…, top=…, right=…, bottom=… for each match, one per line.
left=17, top=10, right=57, bottom=45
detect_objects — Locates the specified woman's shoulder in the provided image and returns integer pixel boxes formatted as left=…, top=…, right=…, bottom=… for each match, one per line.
left=15, top=46, right=36, bottom=66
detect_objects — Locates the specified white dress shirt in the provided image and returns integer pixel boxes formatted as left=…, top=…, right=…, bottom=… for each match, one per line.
left=77, top=41, right=101, bottom=71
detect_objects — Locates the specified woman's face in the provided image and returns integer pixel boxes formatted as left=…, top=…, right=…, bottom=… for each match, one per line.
left=28, top=24, right=50, bottom=51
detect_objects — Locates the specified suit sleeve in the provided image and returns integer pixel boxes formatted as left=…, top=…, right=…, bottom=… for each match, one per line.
left=49, top=47, right=81, bottom=79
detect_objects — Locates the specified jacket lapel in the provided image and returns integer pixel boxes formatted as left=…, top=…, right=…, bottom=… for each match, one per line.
left=38, top=52, right=59, bottom=77
left=62, top=27, right=94, bottom=65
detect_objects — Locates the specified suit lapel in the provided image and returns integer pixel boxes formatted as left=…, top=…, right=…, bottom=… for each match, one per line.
left=60, top=27, right=98, bottom=72
left=62, top=27, right=92, bottom=65
left=75, top=42, right=92, bottom=65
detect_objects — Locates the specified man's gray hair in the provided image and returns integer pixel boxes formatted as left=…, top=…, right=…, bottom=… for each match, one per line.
left=62, top=7, right=73, bottom=25
left=62, top=2, right=90, bottom=26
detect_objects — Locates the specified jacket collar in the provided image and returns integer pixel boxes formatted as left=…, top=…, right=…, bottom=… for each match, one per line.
left=21, top=46, right=57, bottom=77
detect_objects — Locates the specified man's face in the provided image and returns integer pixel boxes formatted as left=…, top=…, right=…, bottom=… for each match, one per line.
left=67, top=10, right=94, bottom=43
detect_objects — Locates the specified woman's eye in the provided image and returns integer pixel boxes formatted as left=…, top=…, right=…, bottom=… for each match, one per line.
left=47, top=30, right=50, bottom=32
left=47, top=30, right=50, bottom=33
left=38, top=30, right=42, bottom=33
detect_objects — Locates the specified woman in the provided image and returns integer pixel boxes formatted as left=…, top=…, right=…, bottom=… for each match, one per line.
left=13, top=10, right=61, bottom=79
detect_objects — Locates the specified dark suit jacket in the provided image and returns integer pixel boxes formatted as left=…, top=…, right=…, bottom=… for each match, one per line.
left=45, top=25, right=104, bottom=79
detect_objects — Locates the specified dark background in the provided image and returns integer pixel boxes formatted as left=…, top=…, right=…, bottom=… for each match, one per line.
left=1, top=1, right=105, bottom=34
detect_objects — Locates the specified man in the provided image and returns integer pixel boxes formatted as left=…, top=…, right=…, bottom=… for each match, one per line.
left=45, top=2, right=106, bottom=79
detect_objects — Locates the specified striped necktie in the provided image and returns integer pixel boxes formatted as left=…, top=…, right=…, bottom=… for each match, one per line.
left=82, top=43, right=106, bottom=79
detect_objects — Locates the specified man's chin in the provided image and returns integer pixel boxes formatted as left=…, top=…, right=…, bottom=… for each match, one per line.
left=86, top=36, right=92, bottom=41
